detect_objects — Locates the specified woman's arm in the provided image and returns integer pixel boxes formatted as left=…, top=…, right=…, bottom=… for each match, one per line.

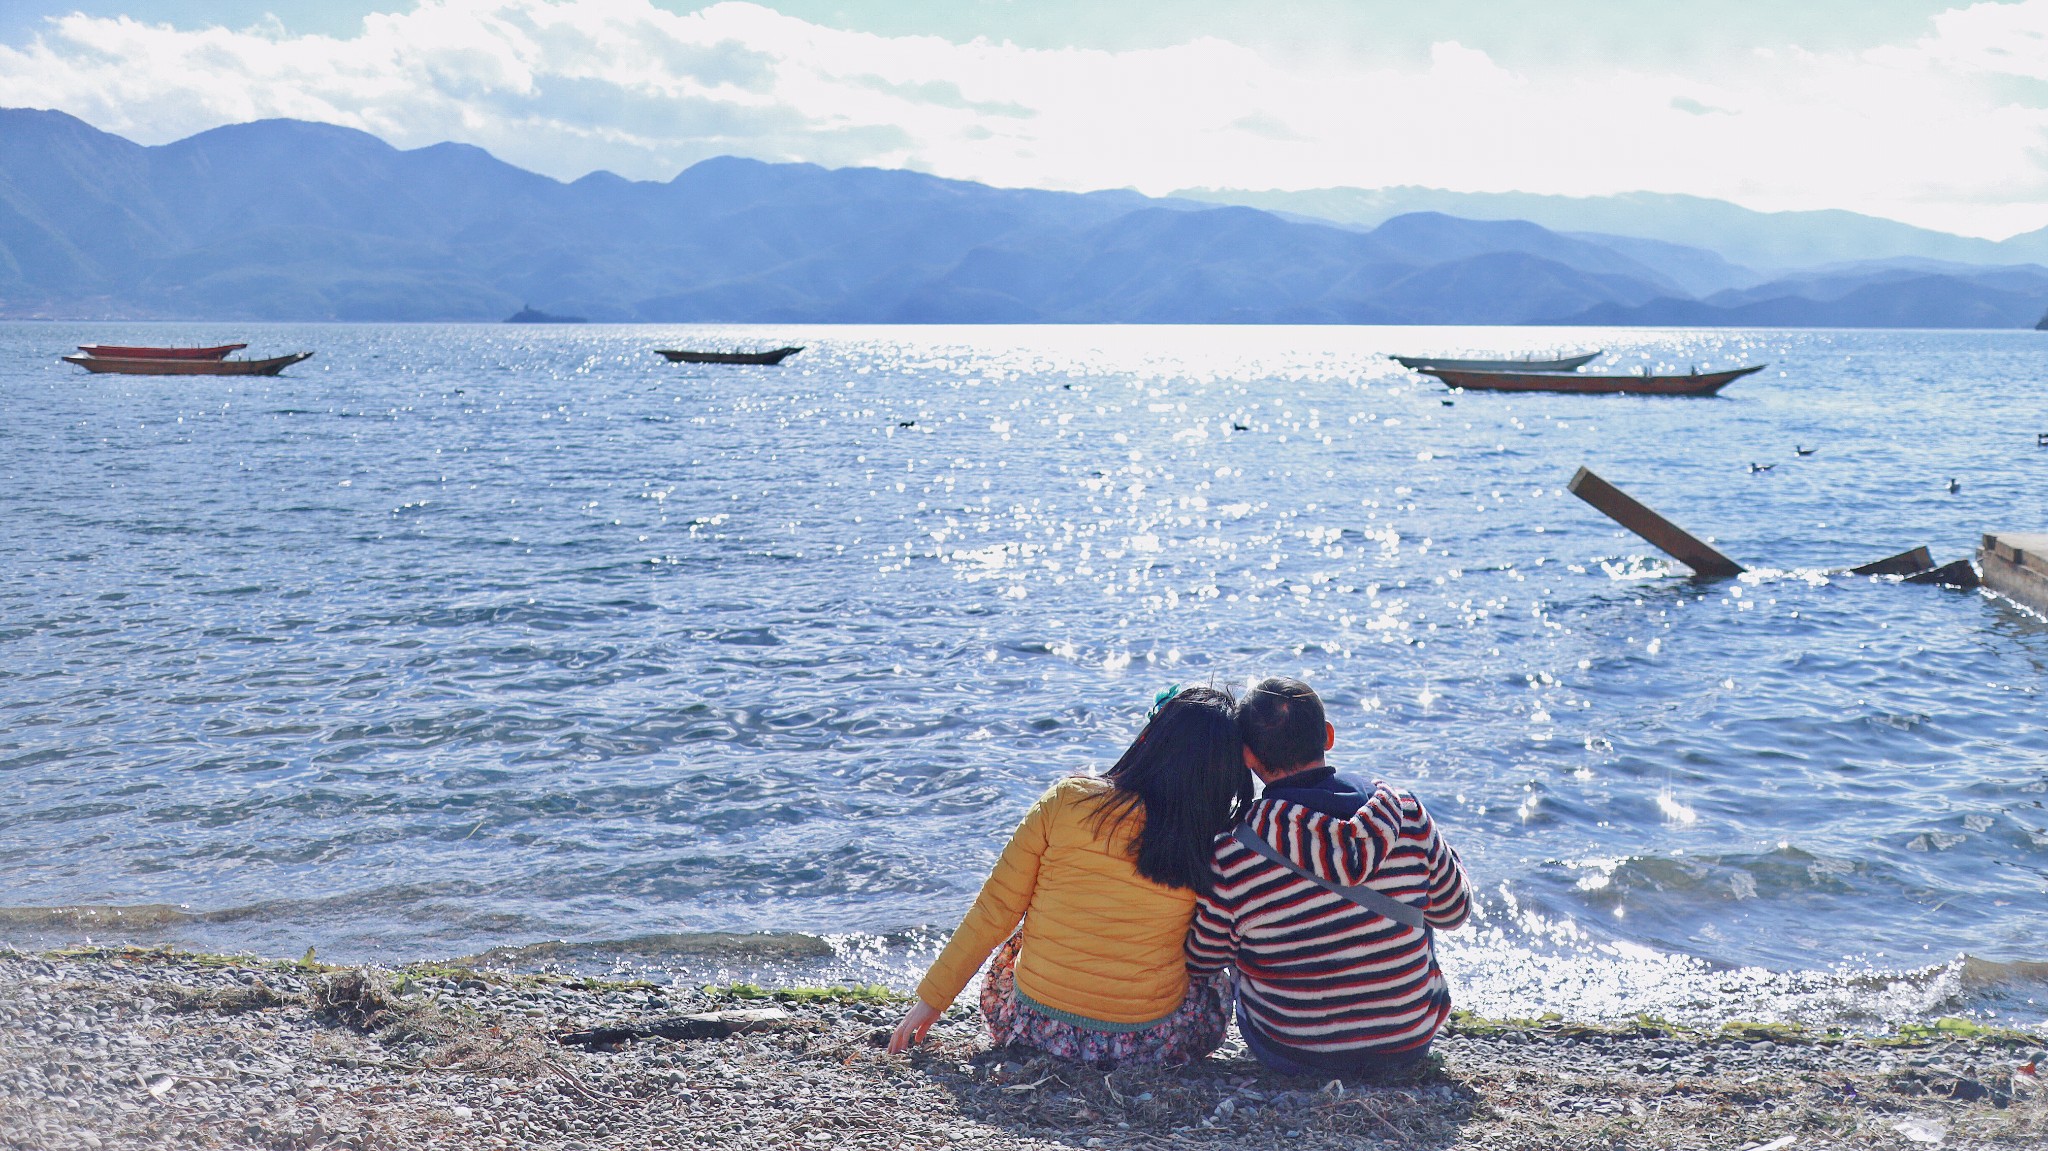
left=888, top=785, right=1057, bottom=1052
left=886, top=999, right=943, bottom=1054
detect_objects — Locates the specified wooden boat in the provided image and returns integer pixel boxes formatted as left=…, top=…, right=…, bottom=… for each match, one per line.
left=656, top=346, right=803, bottom=365
left=62, top=352, right=314, bottom=376
left=1420, top=364, right=1765, bottom=396
left=78, top=343, right=246, bottom=360
left=1392, top=351, right=1599, bottom=372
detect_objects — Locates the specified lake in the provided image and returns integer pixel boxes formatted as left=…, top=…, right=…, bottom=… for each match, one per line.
left=2, top=322, right=2044, bottom=1030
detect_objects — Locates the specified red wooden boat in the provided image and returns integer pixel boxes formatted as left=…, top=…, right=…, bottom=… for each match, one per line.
left=1420, top=364, right=1765, bottom=396
left=62, top=352, right=314, bottom=376
left=78, top=343, right=246, bottom=360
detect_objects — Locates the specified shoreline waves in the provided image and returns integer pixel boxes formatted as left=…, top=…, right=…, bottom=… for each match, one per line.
left=6, top=905, right=2045, bottom=1038
left=2, top=946, right=2043, bottom=1150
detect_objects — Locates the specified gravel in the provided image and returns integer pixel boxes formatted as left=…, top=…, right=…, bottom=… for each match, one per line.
left=2, top=946, right=2043, bottom=1150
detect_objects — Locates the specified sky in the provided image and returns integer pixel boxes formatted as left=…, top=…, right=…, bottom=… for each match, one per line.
left=3, top=1, right=2048, bottom=237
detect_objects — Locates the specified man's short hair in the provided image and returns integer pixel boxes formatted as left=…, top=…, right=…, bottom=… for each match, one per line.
left=1239, top=677, right=1326, bottom=774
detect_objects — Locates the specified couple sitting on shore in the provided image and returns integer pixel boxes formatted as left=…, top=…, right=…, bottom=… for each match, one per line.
left=888, top=677, right=1472, bottom=1075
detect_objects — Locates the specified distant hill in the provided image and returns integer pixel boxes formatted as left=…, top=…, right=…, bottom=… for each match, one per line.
left=1173, top=185, right=2048, bottom=276
left=506, top=305, right=586, bottom=323
left=3, top=108, right=2046, bottom=327
left=0, top=108, right=1672, bottom=324
left=1559, top=264, right=2048, bottom=328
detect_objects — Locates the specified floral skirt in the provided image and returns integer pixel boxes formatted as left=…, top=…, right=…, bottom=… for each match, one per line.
left=978, top=931, right=1227, bottom=1066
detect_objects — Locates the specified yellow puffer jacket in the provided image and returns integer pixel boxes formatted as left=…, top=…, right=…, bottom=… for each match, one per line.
left=915, top=776, right=1199, bottom=1024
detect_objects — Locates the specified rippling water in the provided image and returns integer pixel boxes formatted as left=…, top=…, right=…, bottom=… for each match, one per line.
left=3, top=323, right=2045, bottom=1029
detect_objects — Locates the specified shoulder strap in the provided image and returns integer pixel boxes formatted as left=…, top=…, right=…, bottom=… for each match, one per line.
left=1231, top=824, right=1431, bottom=933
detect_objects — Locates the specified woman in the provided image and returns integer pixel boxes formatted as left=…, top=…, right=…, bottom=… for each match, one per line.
left=887, top=684, right=1250, bottom=1065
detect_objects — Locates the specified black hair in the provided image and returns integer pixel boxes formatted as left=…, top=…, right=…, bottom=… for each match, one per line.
left=1238, top=676, right=1326, bottom=775
left=1089, top=685, right=1251, bottom=895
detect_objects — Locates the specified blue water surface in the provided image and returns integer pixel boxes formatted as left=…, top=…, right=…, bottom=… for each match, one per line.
left=2, top=323, right=2044, bottom=1027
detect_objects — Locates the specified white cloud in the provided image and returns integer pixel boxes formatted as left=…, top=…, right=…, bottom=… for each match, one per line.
left=4, top=0, right=2048, bottom=236
left=1903, top=0, right=2048, bottom=78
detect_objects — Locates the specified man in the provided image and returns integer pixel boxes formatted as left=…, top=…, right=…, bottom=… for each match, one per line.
left=1187, top=677, right=1471, bottom=1076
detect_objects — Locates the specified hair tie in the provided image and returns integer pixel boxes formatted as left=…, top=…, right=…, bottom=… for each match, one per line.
left=1148, top=683, right=1183, bottom=719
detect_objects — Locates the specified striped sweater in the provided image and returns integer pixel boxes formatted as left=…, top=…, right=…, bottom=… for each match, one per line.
left=1186, top=772, right=1471, bottom=1064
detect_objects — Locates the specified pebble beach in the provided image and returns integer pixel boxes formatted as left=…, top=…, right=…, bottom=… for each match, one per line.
left=3, top=947, right=2043, bottom=1150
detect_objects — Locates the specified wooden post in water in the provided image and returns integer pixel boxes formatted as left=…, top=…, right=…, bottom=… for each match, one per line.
left=1566, top=466, right=1745, bottom=580
left=1978, top=533, right=2048, bottom=609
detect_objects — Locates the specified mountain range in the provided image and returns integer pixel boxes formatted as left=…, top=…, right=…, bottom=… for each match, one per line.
left=1172, top=185, right=2048, bottom=274
left=3, top=107, right=2045, bottom=328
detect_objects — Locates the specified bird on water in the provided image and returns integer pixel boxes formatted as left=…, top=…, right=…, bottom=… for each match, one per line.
left=1948, top=478, right=1961, bottom=494
left=1749, top=462, right=1774, bottom=473
left=1795, top=446, right=1816, bottom=456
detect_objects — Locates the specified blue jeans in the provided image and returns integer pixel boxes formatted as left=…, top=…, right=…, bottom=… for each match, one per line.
left=1235, top=993, right=1431, bottom=1078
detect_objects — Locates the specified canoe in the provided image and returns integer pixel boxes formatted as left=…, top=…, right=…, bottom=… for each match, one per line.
left=62, top=352, right=314, bottom=376
left=1420, top=364, right=1765, bottom=396
left=656, top=346, right=803, bottom=365
left=1392, top=351, right=1599, bottom=372
left=78, top=343, right=246, bottom=360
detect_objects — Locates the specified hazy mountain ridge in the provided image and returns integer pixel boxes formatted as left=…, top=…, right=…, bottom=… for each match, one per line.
left=1173, top=184, right=2048, bottom=273
left=1562, top=268, right=2048, bottom=329
left=3, top=108, right=2045, bottom=327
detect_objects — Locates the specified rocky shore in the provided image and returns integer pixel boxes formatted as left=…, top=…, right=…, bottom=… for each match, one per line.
left=2, top=946, right=2043, bottom=1150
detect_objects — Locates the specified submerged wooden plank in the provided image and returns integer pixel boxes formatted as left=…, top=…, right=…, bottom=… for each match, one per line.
left=1850, top=546, right=1936, bottom=577
left=1904, top=559, right=1981, bottom=590
left=1566, top=467, right=1746, bottom=579
left=1979, top=532, right=2048, bottom=611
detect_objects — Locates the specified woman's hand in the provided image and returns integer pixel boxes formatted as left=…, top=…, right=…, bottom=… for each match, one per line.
left=887, top=999, right=943, bottom=1055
